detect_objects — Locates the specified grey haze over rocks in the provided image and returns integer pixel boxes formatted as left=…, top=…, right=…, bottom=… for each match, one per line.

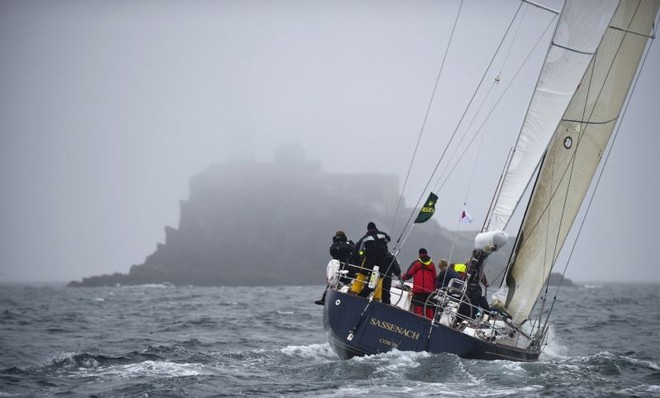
left=70, top=145, right=500, bottom=287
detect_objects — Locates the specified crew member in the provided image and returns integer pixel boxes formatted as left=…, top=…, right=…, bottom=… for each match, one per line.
left=453, top=263, right=467, bottom=280
left=315, top=230, right=356, bottom=305
left=465, top=250, right=490, bottom=312
left=350, top=222, right=390, bottom=301
left=437, top=258, right=461, bottom=288
left=401, top=248, right=437, bottom=319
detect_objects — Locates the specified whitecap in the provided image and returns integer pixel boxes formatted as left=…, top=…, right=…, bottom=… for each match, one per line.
left=613, top=355, right=660, bottom=370
left=280, top=343, right=335, bottom=359
left=135, top=283, right=174, bottom=288
left=92, top=360, right=211, bottom=378
left=349, top=348, right=431, bottom=364
left=48, top=351, right=80, bottom=365
left=369, top=349, right=431, bottom=373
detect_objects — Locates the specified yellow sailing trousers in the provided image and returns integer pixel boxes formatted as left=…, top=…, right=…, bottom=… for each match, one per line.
left=350, top=273, right=367, bottom=294
left=350, top=273, right=383, bottom=302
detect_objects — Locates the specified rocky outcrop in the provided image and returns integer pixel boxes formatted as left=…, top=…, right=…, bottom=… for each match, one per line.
left=70, top=151, right=485, bottom=287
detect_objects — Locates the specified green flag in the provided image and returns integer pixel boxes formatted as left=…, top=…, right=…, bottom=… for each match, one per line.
left=414, top=192, right=438, bottom=223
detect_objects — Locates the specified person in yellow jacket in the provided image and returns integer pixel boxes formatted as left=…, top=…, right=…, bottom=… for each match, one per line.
left=452, top=263, right=467, bottom=280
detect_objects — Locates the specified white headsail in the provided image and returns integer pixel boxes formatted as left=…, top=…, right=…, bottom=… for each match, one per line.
left=497, top=0, right=659, bottom=325
left=486, top=0, right=619, bottom=232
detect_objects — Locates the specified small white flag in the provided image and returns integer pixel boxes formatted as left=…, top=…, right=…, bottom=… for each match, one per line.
left=460, top=208, right=473, bottom=224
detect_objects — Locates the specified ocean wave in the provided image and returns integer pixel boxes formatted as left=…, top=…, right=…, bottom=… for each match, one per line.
left=88, top=360, right=211, bottom=379
left=122, top=284, right=175, bottom=289
left=43, top=350, right=166, bottom=371
left=372, top=349, right=429, bottom=376
left=280, top=343, right=335, bottom=360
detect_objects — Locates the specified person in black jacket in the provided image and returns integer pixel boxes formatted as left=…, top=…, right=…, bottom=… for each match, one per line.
left=329, top=230, right=358, bottom=281
left=315, top=230, right=356, bottom=305
left=350, top=222, right=390, bottom=301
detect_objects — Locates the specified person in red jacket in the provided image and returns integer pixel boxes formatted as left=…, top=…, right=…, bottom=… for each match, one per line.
left=401, top=248, right=437, bottom=319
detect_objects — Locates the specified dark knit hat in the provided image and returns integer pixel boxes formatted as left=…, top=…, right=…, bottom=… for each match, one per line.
left=418, top=248, right=428, bottom=256
left=367, top=222, right=377, bottom=230
left=335, top=230, right=346, bottom=239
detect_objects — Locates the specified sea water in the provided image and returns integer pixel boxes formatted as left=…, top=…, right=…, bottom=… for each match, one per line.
left=1, top=283, right=659, bottom=397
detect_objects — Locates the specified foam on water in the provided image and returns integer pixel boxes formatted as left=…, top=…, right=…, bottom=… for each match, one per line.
left=280, top=343, right=335, bottom=359
left=372, top=349, right=428, bottom=375
left=351, top=348, right=431, bottom=365
left=93, top=360, right=210, bottom=378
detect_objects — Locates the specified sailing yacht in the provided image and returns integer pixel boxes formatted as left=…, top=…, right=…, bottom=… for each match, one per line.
left=323, top=0, right=658, bottom=361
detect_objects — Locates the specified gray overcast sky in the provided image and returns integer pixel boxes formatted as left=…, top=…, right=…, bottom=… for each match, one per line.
left=1, top=0, right=658, bottom=284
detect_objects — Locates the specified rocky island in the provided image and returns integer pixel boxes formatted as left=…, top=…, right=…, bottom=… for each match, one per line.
left=70, top=147, right=469, bottom=287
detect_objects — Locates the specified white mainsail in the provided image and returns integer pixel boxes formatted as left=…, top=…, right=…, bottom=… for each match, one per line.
left=486, top=0, right=619, bottom=232
left=498, top=0, right=659, bottom=326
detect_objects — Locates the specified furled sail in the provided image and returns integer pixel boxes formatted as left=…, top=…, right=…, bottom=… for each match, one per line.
left=486, top=0, right=619, bottom=232
left=497, top=0, right=659, bottom=325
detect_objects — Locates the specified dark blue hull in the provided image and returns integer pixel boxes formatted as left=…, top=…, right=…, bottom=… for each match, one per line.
left=323, top=289, right=540, bottom=361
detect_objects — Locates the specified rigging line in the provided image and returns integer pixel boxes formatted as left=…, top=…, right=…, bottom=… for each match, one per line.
left=394, top=221, right=419, bottom=256
left=430, top=4, right=525, bottom=196
left=431, top=79, right=498, bottom=192
left=500, top=2, right=529, bottom=75
left=544, top=2, right=656, bottom=325
left=433, top=11, right=558, bottom=197
left=430, top=6, right=525, bottom=193
left=397, top=1, right=526, bottom=242
left=444, top=81, right=497, bottom=269
left=464, top=87, right=494, bottom=207
left=484, top=148, right=514, bottom=232
left=389, top=0, right=465, bottom=235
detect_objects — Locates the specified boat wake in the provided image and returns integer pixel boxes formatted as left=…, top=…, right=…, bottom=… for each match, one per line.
left=279, top=343, right=336, bottom=360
